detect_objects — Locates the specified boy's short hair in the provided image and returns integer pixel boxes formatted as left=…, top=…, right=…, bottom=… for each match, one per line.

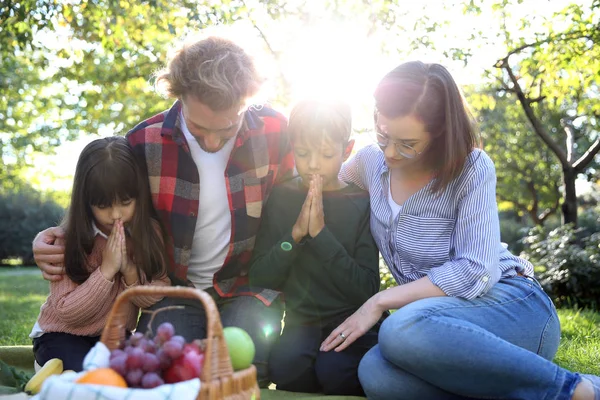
left=288, top=99, right=352, bottom=147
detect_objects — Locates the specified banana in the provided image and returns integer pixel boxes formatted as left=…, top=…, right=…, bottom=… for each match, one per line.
left=25, top=358, right=63, bottom=394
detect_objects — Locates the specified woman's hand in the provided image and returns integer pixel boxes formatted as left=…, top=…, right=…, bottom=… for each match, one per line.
left=33, top=226, right=67, bottom=281
left=100, top=221, right=125, bottom=281
left=320, top=295, right=384, bottom=352
left=291, top=181, right=313, bottom=243
left=308, top=175, right=325, bottom=238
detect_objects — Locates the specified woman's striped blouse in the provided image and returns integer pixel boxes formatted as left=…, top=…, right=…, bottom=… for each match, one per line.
left=340, top=145, right=534, bottom=299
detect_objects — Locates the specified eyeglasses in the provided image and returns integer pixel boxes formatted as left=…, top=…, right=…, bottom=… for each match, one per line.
left=375, top=130, right=425, bottom=159
left=373, top=110, right=427, bottom=159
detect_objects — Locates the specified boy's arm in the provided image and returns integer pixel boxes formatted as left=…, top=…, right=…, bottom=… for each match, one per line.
left=248, top=193, right=303, bottom=290
left=306, top=208, right=380, bottom=306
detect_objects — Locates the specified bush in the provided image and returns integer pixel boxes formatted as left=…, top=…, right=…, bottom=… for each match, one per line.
left=499, top=218, right=531, bottom=254
left=578, top=205, right=600, bottom=234
left=521, top=224, right=600, bottom=311
left=0, top=189, right=64, bottom=265
left=498, top=210, right=533, bottom=254
left=379, top=256, right=397, bottom=291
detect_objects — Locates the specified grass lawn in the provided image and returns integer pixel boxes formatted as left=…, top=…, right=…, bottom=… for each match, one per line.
left=0, top=267, right=48, bottom=346
left=1, top=267, right=599, bottom=375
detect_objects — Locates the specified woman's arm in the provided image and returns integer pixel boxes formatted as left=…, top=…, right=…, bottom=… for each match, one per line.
left=427, top=152, right=502, bottom=299
left=322, top=152, right=503, bottom=351
left=320, top=277, right=445, bottom=352
left=339, top=146, right=372, bottom=190
left=374, top=276, right=446, bottom=310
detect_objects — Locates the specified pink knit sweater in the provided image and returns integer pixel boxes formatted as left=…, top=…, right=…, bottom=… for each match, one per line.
left=35, top=234, right=170, bottom=337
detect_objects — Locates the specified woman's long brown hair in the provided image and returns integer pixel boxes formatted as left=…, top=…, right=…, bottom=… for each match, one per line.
left=63, top=136, right=170, bottom=284
left=374, top=61, right=481, bottom=193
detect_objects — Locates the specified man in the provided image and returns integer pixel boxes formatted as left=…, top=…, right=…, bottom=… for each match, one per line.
left=32, top=36, right=294, bottom=386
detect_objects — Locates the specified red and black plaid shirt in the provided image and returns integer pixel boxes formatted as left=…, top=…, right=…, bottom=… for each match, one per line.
left=126, top=101, right=294, bottom=305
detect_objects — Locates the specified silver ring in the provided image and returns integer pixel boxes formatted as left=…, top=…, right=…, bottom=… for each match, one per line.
left=339, top=332, right=347, bottom=340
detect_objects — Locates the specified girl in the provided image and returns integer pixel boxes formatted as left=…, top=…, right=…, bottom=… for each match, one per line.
left=320, top=62, right=600, bottom=400
left=30, top=136, right=171, bottom=372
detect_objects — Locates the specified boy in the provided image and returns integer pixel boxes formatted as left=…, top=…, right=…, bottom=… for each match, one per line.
left=249, top=99, right=380, bottom=396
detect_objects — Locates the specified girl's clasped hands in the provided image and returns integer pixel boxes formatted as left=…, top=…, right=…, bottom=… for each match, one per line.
left=100, top=219, right=137, bottom=283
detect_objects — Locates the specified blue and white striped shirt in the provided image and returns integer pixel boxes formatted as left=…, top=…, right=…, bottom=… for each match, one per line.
left=340, top=145, right=534, bottom=299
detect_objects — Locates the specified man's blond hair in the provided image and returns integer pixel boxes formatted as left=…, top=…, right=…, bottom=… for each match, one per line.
left=155, top=36, right=263, bottom=111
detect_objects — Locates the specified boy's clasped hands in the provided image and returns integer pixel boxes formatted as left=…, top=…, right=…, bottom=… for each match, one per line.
left=100, top=219, right=138, bottom=283
left=291, top=174, right=325, bottom=243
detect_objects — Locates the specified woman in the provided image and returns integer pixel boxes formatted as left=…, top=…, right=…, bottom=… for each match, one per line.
left=320, top=61, right=600, bottom=400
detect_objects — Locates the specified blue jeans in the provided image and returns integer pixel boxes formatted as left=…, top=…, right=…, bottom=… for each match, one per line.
left=136, top=288, right=283, bottom=387
left=358, top=277, right=581, bottom=400
left=33, top=332, right=100, bottom=372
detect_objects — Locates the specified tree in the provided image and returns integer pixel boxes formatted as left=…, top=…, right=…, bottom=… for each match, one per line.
left=467, top=88, right=562, bottom=225
left=1, top=0, right=402, bottom=189
left=0, top=1, right=257, bottom=188
left=488, top=1, right=600, bottom=226
left=421, top=0, right=600, bottom=227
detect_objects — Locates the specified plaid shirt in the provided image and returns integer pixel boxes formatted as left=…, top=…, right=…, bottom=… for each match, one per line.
left=126, top=101, right=294, bottom=305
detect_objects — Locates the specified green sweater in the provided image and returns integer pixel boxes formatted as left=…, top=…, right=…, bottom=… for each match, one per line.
left=249, top=177, right=380, bottom=326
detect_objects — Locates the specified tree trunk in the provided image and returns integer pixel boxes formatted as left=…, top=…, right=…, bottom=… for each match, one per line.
left=562, top=167, right=578, bottom=226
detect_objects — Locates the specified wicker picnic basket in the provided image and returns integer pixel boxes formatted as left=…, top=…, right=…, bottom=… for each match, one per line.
left=100, top=286, right=261, bottom=400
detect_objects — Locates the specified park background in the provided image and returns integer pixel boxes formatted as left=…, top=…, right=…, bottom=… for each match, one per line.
left=0, top=0, right=599, bottom=374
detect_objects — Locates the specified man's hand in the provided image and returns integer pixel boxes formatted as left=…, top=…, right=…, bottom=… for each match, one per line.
left=291, top=182, right=312, bottom=243
left=33, top=226, right=66, bottom=281
left=308, top=175, right=325, bottom=238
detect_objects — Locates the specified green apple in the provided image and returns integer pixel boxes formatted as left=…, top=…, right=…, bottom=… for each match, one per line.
left=223, top=327, right=255, bottom=371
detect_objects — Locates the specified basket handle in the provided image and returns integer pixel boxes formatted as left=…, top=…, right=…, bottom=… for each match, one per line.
left=100, top=286, right=234, bottom=382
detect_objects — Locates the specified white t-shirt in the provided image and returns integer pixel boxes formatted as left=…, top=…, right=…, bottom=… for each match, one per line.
left=387, top=174, right=403, bottom=221
left=180, top=112, right=237, bottom=290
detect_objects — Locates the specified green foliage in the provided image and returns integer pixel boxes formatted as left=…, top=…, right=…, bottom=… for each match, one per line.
left=553, top=308, right=600, bottom=374
left=521, top=222, right=600, bottom=311
left=0, top=189, right=64, bottom=265
left=498, top=210, right=531, bottom=254
left=0, top=269, right=49, bottom=346
left=454, top=1, right=600, bottom=225
left=578, top=204, right=600, bottom=233
left=0, top=0, right=254, bottom=185
left=490, top=1, right=600, bottom=225
left=467, top=88, right=563, bottom=225
left=0, top=359, right=33, bottom=393
left=379, top=256, right=397, bottom=291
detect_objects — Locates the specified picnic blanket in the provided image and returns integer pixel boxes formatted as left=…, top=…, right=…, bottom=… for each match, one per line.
left=0, top=346, right=365, bottom=399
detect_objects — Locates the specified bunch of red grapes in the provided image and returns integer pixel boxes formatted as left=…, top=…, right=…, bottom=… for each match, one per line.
left=108, top=322, right=205, bottom=388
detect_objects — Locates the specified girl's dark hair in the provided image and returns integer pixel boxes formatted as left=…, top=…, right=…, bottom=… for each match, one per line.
left=63, top=136, right=170, bottom=284
left=374, top=61, right=481, bottom=192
